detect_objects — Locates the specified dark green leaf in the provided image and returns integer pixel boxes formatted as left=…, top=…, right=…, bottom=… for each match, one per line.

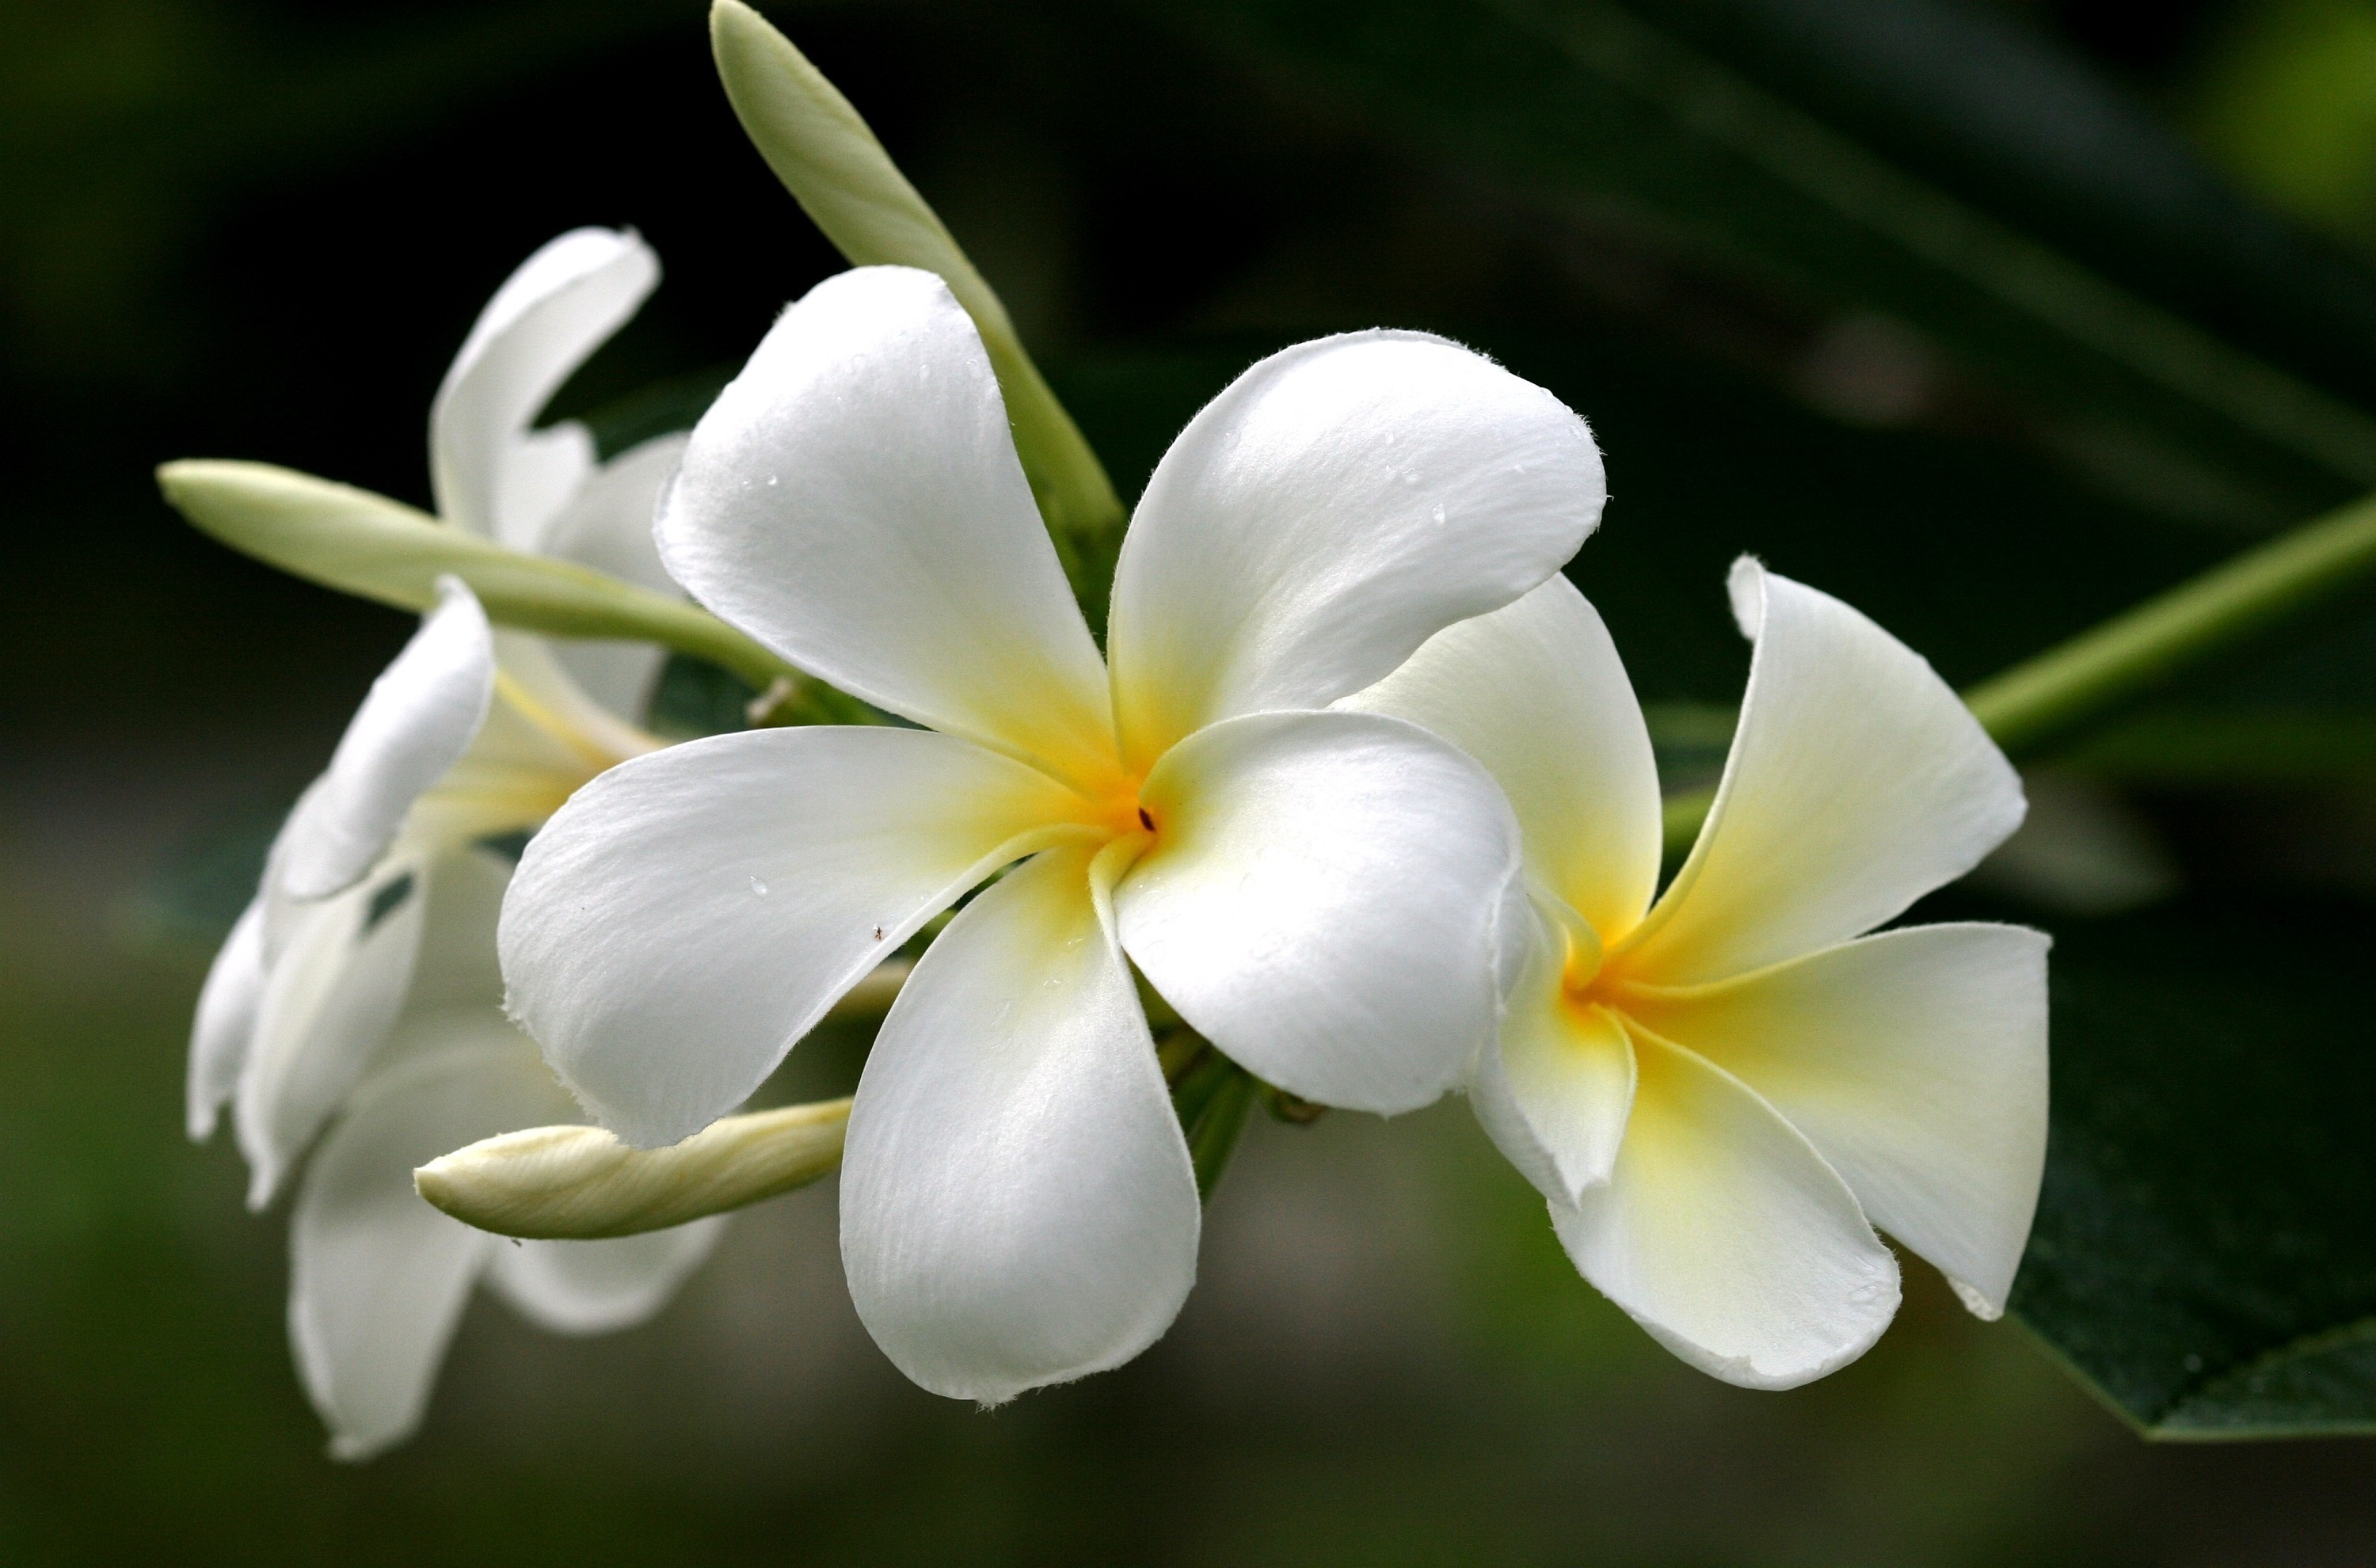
left=2012, top=892, right=2376, bottom=1437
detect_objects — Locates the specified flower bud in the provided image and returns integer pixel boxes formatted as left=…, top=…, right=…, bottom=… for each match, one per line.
left=414, top=1098, right=851, bottom=1239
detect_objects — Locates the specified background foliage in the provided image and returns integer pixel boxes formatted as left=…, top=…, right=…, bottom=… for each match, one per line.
left=6, top=0, right=2376, bottom=1558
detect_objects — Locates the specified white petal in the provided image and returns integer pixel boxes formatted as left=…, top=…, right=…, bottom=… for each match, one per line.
left=531, top=432, right=683, bottom=588
left=1620, top=561, right=2026, bottom=984
left=841, top=841, right=1198, bottom=1404
left=289, top=1018, right=584, bottom=1461
left=1618, top=923, right=2050, bottom=1317
left=658, top=267, right=1117, bottom=787
left=501, top=725, right=1087, bottom=1147
left=1106, top=332, right=1604, bottom=766
left=1115, top=710, right=1521, bottom=1114
left=490, top=630, right=656, bottom=771
left=1472, top=894, right=1637, bottom=1205
left=189, top=895, right=267, bottom=1140
left=431, top=227, right=657, bottom=546
left=1552, top=1026, right=1900, bottom=1390
left=395, top=843, right=510, bottom=1014
left=279, top=580, right=493, bottom=900
left=485, top=1220, right=725, bottom=1334
left=535, top=432, right=687, bottom=721
left=403, top=679, right=608, bottom=853
left=237, top=854, right=430, bottom=1208
left=1344, top=577, right=1661, bottom=942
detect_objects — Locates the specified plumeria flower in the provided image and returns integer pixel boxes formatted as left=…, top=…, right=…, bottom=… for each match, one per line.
left=294, top=816, right=721, bottom=1460
left=500, top=265, right=1607, bottom=1403
left=1346, top=560, right=2048, bottom=1387
left=185, top=229, right=721, bottom=1456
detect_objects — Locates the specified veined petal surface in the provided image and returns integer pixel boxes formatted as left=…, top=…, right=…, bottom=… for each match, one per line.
left=1344, top=577, right=1660, bottom=940
left=501, top=725, right=1087, bottom=1147
left=1620, top=562, right=2024, bottom=984
left=188, top=896, right=267, bottom=1140
left=1106, top=331, right=1603, bottom=766
left=1618, top=923, right=2050, bottom=1317
left=535, top=432, right=688, bottom=721
left=842, top=842, right=1198, bottom=1404
left=1553, top=1026, right=1900, bottom=1390
left=1475, top=895, right=1637, bottom=1205
left=1116, top=710, right=1521, bottom=1115
left=279, top=580, right=493, bottom=900
left=431, top=227, right=657, bottom=546
left=658, top=267, right=1115, bottom=786
left=237, top=854, right=430, bottom=1208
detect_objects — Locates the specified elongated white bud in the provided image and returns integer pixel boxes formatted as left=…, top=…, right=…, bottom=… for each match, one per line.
left=709, top=0, right=1122, bottom=555
left=158, top=459, right=793, bottom=691
left=415, top=1098, right=851, bottom=1239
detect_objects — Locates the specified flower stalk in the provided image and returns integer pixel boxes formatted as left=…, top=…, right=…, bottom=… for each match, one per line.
left=1662, top=490, right=2376, bottom=854
left=1162, top=1033, right=1262, bottom=1200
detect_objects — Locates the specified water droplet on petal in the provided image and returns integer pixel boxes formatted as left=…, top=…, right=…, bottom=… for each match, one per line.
left=766, top=474, right=779, bottom=487
left=1400, top=470, right=1419, bottom=485
left=748, top=876, right=768, bottom=896
left=1432, top=502, right=1447, bottom=525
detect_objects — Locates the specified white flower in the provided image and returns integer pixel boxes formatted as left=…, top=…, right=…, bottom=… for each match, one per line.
left=291, top=836, right=719, bottom=1460
left=499, top=264, right=1607, bottom=1402
left=186, top=229, right=719, bottom=1457
left=1347, top=560, right=2048, bottom=1387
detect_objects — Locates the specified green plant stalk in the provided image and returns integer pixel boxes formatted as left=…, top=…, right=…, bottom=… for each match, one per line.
left=158, top=459, right=856, bottom=721
left=710, top=0, right=1128, bottom=594
left=1182, top=1060, right=1258, bottom=1201
left=1661, top=489, right=2376, bottom=854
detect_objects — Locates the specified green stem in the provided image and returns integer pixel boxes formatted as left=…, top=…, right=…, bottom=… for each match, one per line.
left=1965, top=494, right=2376, bottom=754
left=1662, top=490, right=2376, bottom=854
left=1164, top=1034, right=1259, bottom=1201
left=1185, top=1064, right=1258, bottom=1202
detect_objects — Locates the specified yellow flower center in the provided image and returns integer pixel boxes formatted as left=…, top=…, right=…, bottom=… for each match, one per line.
left=1559, top=911, right=1653, bottom=1030
left=1073, top=767, right=1161, bottom=848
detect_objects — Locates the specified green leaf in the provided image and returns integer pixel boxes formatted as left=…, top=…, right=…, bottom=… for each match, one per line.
left=2010, top=892, right=2376, bottom=1437
left=1152, top=0, right=2376, bottom=526
left=156, top=459, right=798, bottom=695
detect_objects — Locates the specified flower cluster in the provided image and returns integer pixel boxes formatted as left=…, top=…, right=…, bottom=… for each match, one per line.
left=176, top=1, right=2047, bottom=1456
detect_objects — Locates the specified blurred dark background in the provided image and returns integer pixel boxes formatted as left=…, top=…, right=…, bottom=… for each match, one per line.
left=6, top=0, right=2376, bottom=1560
